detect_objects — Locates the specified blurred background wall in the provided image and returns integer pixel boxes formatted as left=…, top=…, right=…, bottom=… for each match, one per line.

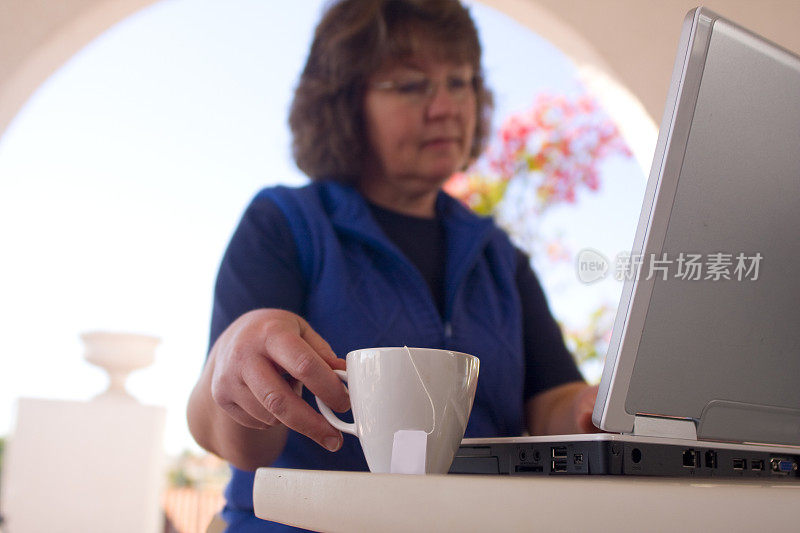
left=2, top=0, right=800, bottom=141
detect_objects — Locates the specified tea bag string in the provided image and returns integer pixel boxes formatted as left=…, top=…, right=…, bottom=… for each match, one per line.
left=404, top=345, right=435, bottom=435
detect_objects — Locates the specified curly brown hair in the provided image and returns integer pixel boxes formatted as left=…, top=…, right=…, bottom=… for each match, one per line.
left=289, top=0, right=493, bottom=182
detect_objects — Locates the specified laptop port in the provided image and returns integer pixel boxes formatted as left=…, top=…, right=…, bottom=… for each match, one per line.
left=682, top=450, right=699, bottom=468
left=515, top=465, right=544, bottom=473
left=631, top=448, right=642, bottom=464
left=704, top=451, right=717, bottom=468
left=770, top=458, right=798, bottom=474
left=751, top=460, right=764, bottom=471
left=551, top=446, right=567, bottom=459
left=573, top=453, right=584, bottom=465
left=551, top=461, right=567, bottom=473
left=733, top=458, right=746, bottom=470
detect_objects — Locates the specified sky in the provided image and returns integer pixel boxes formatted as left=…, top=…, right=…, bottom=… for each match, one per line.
left=0, top=0, right=646, bottom=454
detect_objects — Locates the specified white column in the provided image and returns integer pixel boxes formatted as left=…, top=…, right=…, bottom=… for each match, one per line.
left=0, top=332, right=166, bottom=533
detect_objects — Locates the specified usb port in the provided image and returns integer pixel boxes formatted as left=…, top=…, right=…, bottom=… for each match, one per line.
left=733, top=458, right=746, bottom=470
left=704, top=451, right=717, bottom=469
left=573, top=453, right=584, bottom=465
left=551, top=461, right=567, bottom=473
left=682, top=450, right=699, bottom=468
left=751, top=460, right=764, bottom=471
left=551, top=446, right=567, bottom=459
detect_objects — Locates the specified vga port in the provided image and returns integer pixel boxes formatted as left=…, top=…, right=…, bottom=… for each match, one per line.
left=770, top=457, right=798, bottom=475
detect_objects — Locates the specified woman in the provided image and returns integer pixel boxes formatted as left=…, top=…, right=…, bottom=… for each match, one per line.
left=188, top=0, right=598, bottom=530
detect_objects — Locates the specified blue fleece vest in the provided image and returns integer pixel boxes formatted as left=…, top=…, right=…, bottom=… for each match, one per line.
left=224, top=182, right=524, bottom=531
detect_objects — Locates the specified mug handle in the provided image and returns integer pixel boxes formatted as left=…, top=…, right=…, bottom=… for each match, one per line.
left=315, top=369, right=357, bottom=436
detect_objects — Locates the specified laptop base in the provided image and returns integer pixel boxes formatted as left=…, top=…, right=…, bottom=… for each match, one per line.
left=450, top=435, right=800, bottom=478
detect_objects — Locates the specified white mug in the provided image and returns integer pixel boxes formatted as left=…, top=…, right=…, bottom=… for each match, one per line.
left=316, top=347, right=479, bottom=474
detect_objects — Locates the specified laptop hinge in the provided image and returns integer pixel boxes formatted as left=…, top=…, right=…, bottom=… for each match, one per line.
left=633, top=414, right=698, bottom=440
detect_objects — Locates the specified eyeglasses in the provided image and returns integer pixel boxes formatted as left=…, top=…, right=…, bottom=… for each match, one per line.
left=370, top=74, right=477, bottom=105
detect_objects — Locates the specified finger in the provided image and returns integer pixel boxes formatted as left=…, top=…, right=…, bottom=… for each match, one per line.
left=576, top=411, right=598, bottom=433
left=270, top=365, right=305, bottom=397
left=233, top=381, right=281, bottom=427
left=241, top=359, right=343, bottom=452
left=575, top=385, right=600, bottom=433
left=264, top=331, right=350, bottom=412
left=221, top=401, right=271, bottom=430
left=286, top=375, right=304, bottom=396
left=578, top=386, right=599, bottom=413
left=211, top=371, right=271, bottom=430
left=296, top=318, right=345, bottom=371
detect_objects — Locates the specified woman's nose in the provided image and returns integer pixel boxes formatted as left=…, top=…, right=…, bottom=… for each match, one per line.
left=425, top=82, right=461, bottom=118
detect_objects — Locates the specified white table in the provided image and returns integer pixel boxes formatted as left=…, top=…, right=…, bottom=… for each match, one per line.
left=253, top=468, right=800, bottom=532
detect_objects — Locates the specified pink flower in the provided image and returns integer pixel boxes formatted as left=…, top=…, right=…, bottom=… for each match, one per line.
left=483, top=92, right=630, bottom=212
left=446, top=91, right=631, bottom=218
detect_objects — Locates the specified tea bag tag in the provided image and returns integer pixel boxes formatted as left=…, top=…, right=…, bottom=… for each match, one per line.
left=390, top=429, right=427, bottom=474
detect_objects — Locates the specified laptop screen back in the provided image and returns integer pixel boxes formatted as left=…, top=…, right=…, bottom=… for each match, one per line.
left=594, top=8, right=800, bottom=446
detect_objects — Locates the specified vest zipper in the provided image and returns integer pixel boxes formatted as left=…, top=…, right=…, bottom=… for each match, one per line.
left=443, top=321, right=453, bottom=340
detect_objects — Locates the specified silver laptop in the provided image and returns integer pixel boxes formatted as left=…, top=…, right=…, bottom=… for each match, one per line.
left=451, top=6, right=800, bottom=478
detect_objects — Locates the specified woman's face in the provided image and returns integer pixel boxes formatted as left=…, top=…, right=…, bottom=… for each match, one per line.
left=362, top=51, right=477, bottom=199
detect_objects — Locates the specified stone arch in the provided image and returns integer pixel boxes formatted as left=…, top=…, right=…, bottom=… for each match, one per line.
left=472, top=0, right=657, bottom=173
left=1, top=0, right=656, bottom=170
left=0, top=0, right=158, bottom=139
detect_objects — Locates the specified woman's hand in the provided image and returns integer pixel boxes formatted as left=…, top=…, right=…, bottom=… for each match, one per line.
left=570, top=384, right=600, bottom=434
left=189, top=309, right=350, bottom=469
left=210, top=308, right=350, bottom=451
left=525, top=382, right=601, bottom=435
